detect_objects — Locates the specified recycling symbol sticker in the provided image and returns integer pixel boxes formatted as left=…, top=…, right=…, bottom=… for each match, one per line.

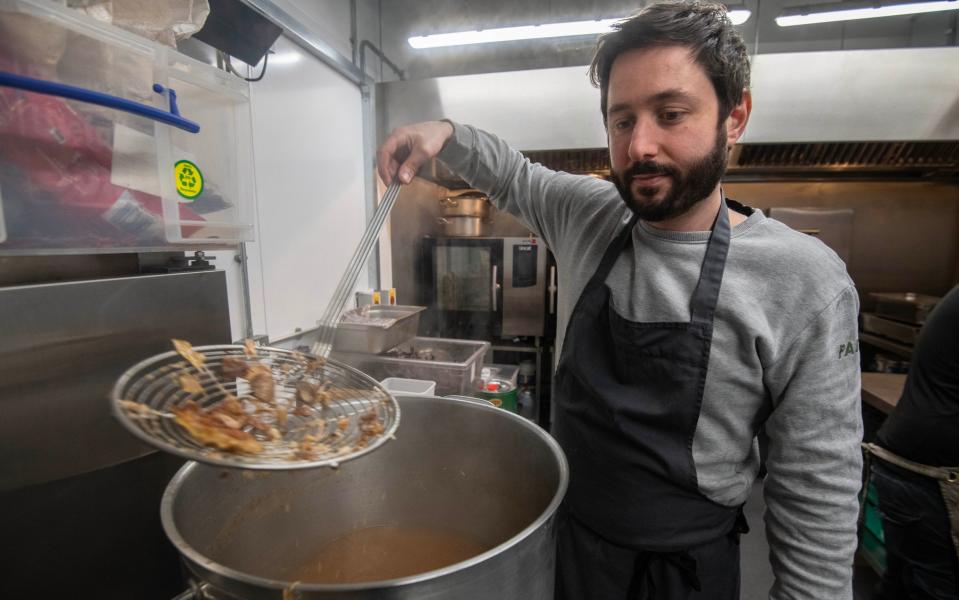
left=174, top=160, right=204, bottom=201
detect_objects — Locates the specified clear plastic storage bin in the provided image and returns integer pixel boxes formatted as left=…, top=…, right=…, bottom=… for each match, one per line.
left=0, top=0, right=255, bottom=254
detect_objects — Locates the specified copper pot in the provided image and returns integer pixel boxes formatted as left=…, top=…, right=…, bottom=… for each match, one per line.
left=437, top=216, right=491, bottom=237
left=440, top=193, right=491, bottom=218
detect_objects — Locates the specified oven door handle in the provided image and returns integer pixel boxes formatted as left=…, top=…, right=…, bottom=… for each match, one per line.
left=492, top=264, right=500, bottom=312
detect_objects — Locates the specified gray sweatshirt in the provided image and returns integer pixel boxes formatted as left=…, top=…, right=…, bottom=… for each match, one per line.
left=437, top=121, right=864, bottom=599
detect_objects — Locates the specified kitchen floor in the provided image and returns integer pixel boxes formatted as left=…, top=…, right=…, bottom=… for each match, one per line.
left=740, top=480, right=881, bottom=600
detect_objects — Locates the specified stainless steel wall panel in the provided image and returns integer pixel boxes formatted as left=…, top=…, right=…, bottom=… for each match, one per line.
left=746, top=48, right=959, bottom=143
left=726, top=180, right=959, bottom=297
left=381, top=66, right=606, bottom=150
left=380, top=47, right=959, bottom=147
left=0, top=271, right=231, bottom=491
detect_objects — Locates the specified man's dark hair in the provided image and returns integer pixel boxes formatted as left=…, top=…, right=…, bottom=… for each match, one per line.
left=589, top=1, right=750, bottom=125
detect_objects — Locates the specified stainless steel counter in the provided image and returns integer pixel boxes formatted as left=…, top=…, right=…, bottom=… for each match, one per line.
left=0, top=270, right=231, bottom=491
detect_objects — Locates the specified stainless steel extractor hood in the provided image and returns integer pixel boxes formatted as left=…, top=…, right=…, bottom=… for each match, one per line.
left=728, top=141, right=959, bottom=177
left=422, top=140, right=959, bottom=183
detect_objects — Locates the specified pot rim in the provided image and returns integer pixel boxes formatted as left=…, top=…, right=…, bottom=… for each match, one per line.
left=441, top=194, right=488, bottom=202
left=444, top=189, right=487, bottom=199
left=160, top=394, right=569, bottom=593
left=441, top=196, right=491, bottom=218
left=436, top=215, right=489, bottom=222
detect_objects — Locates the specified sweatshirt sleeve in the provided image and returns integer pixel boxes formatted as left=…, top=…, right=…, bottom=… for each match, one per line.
left=761, top=284, right=863, bottom=600
left=436, top=120, right=613, bottom=251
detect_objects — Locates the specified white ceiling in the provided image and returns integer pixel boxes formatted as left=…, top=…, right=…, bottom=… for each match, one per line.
left=362, top=0, right=958, bottom=81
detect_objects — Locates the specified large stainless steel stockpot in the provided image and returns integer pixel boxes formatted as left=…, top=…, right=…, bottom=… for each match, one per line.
left=162, top=395, right=568, bottom=599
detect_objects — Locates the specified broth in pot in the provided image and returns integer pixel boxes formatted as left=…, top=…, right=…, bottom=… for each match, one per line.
left=292, top=525, right=491, bottom=583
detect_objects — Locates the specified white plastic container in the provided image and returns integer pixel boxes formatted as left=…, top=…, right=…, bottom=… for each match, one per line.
left=0, top=0, right=255, bottom=254
left=380, top=377, right=437, bottom=397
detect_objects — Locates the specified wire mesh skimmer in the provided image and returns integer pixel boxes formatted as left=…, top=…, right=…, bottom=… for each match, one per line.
left=110, top=184, right=404, bottom=469
left=111, top=344, right=399, bottom=469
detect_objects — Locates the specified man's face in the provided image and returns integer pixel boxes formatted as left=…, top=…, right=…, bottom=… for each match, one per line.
left=606, top=46, right=731, bottom=221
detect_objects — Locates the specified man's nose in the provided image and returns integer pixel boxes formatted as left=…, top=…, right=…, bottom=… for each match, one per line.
left=628, top=119, right=660, bottom=162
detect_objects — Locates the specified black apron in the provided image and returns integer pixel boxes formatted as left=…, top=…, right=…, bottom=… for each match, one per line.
left=553, top=198, right=747, bottom=599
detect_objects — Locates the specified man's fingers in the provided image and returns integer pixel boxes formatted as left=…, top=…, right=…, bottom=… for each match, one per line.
left=397, top=145, right=431, bottom=184
left=377, top=123, right=448, bottom=184
left=376, top=137, right=402, bottom=183
left=377, top=155, right=398, bottom=185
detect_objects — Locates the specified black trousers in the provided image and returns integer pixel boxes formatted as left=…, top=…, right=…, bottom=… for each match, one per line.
left=555, top=510, right=744, bottom=600
left=873, top=460, right=959, bottom=600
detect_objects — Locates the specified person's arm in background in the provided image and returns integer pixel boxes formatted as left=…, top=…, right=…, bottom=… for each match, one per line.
left=377, top=120, right=612, bottom=250
left=761, top=284, right=864, bottom=600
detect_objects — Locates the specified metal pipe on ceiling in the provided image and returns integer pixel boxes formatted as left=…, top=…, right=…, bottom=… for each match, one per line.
left=360, top=39, right=405, bottom=80
left=239, top=0, right=370, bottom=86
left=351, top=0, right=359, bottom=65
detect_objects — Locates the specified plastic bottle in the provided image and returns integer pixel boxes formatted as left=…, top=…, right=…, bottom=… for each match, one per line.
left=518, top=386, right=535, bottom=420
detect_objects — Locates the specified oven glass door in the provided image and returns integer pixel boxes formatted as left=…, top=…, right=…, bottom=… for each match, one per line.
left=419, top=238, right=503, bottom=339
left=435, top=244, right=493, bottom=311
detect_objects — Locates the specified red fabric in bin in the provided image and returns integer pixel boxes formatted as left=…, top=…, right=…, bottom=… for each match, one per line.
left=0, top=57, right=203, bottom=246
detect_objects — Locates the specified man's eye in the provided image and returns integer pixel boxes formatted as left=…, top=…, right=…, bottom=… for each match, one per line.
left=660, top=111, right=685, bottom=123
left=613, top=118, right=633, bottom=132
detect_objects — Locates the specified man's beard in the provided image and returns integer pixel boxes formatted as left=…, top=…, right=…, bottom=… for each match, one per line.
left=612, top=127, right=728, bottom=222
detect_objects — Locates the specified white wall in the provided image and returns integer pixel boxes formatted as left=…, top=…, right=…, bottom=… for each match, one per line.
left=208, top=248, right=247, bottom=341
left=207, top=2, right=394, bottom=343
left=246, top=34, right=369, bottom=341
left=211, top=26, right=371, bottom=342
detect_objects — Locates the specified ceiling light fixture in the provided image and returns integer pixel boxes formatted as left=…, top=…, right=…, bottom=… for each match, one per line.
left=727, top=8, right=753, bottom=25
left=776, top=0, right=959, bottom=26
left=267, top=52, right=301, bottom=65
left=728, top=9, right=753, bottom=25
left=408, top=9, right=752, bottom=49
left=408, top=18, right=619, bottom=49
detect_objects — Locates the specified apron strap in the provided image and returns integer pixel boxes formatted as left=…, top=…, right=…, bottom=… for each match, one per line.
left=582, top=213, right=640, bottom=294
left=574, top=197, right=733, bottom=324
left=862, top=442, right=959, bottom=481
left=689, top=197, right=732, bottom=326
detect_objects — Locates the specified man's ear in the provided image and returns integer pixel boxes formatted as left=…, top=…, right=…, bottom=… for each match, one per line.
left=725, top=89, right=751, bottom=149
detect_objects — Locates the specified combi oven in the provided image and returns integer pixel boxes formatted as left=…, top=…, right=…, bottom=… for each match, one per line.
left=417, top=236, right=553, bottom=340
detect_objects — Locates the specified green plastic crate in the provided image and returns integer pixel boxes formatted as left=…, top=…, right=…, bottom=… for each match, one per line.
left=863, top=496, right=886, bottom=543
left=866, top=481, right=879, bottom=504
left=861, top=528, right=887, bottom=574
left=858, top=481, right=887, bottom=575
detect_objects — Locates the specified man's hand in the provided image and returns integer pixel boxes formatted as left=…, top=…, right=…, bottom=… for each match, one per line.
left=376, top=120, right=454, bottom=185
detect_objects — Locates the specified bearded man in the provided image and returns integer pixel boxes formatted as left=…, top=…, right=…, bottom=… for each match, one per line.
left=377, top=3, right=863, bottom=598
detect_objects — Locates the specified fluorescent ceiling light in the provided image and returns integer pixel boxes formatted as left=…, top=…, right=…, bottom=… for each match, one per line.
left=728, top=9, right=752, bottom=25
left=776, top=1, right=959, bottom=26
left=268, top=52, right=301, bottom=65
left=409, top=18, right=620, bottom=48
left=409, top=9, right=752, bottom=49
